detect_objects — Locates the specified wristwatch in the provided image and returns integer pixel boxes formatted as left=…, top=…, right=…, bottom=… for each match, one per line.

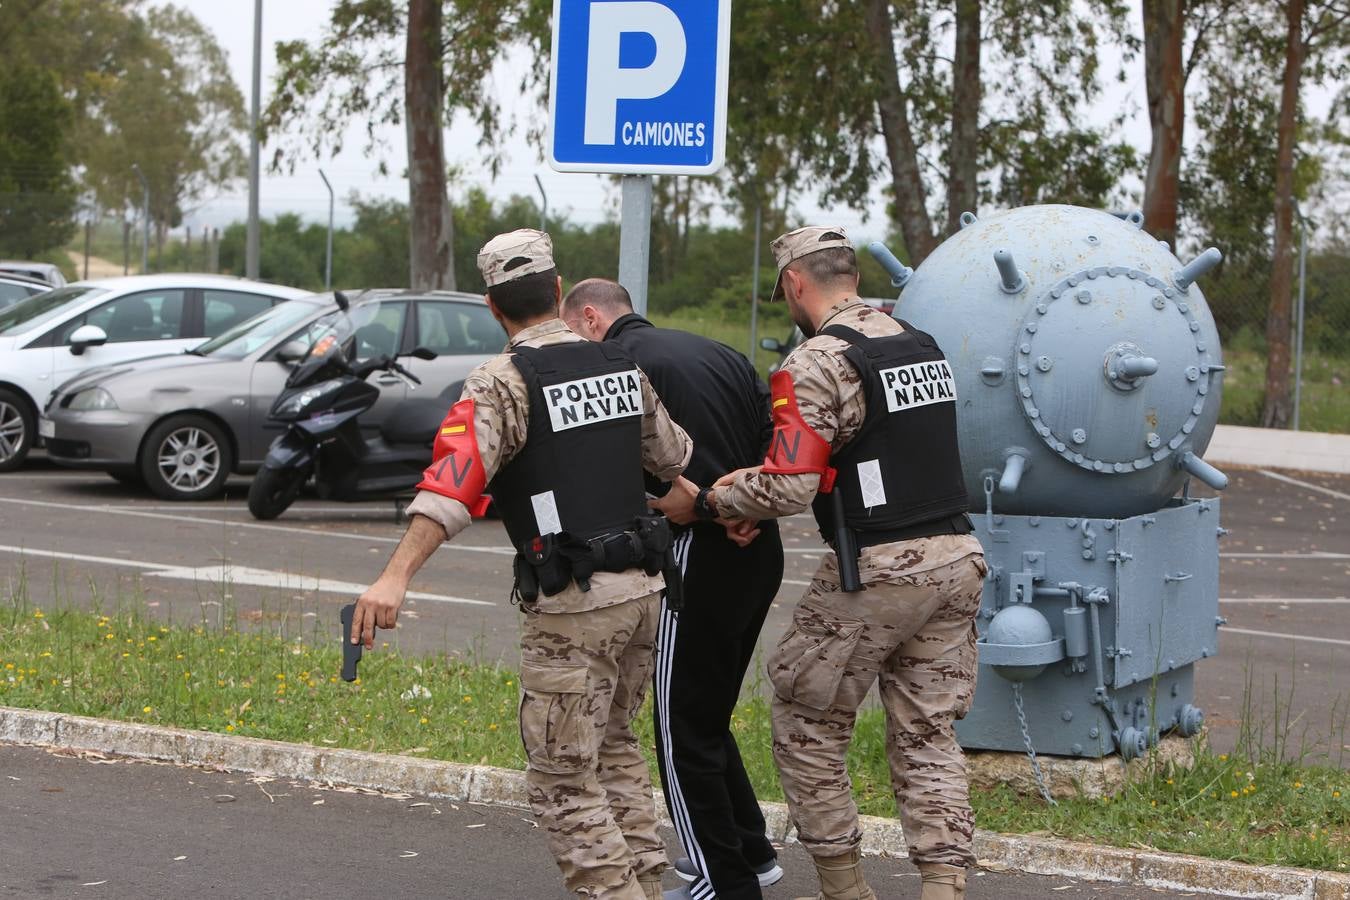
left=693, top=486, right=718, bottom=521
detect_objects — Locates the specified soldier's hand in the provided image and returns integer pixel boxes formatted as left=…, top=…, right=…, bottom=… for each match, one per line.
left=713, top=465, right=761, bottom=489
left=649, top=475, right=699, bottom=525
left=351, top=577, right=406, bottom=649
left=719, top=517, right=760, bottom=547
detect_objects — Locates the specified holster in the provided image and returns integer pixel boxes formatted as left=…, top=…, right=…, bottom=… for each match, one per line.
left=512, top=553, right=540, bottom=607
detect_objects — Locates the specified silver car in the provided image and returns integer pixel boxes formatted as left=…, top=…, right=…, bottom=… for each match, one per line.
left=0, top=273, right=50, bottom=310
left=43, top=289, right=505, bottom=500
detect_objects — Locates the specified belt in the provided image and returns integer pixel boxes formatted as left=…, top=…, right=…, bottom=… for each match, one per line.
left=853, top=513, right=973, bottom=549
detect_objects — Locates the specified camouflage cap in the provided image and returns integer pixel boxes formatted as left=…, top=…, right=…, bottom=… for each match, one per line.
left=477, top=228, right=555, bottom=288
left=770, top=225, right=852, bottom=301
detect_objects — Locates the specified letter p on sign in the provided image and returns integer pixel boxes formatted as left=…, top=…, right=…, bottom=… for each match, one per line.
left=584, top=3, right=686, bottom=145
left=549, top=0, right=730, bottom=175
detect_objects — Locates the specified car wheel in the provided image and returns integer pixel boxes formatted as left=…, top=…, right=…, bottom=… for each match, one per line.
left=0, top=387, right=35, bottom=473
left=140, top=415, right=233, bottom=501
left=247, top=465, right=307, bottom=520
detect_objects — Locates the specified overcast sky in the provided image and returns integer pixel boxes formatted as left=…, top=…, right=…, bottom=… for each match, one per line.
left=169, top=1, right=1332, bottom=244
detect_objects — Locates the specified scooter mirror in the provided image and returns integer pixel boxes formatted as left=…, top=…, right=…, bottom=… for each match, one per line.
left=275, top=340, right=308, bottom=363
left=410, top=346, right=438, bottom=361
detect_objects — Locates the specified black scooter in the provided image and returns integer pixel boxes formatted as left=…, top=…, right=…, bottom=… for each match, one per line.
left=247, top=298, right=446, bottom=520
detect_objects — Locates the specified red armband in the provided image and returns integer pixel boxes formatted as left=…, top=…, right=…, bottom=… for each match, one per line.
left=416, top=398, right=491, bottom=517
left=762, top=370, right=836, bottom=492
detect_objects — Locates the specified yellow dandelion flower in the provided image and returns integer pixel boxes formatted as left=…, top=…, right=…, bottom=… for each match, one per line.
left=1230, top=790, right=1239, bottom=798
left=105, top=634, right=114, bottom=640
left=143, top=706, right=153, bottom=714
left=147, top=636, right=157, bottom=642
left=1335, top=791, right=1342, bottom=799
left=1219, top=754, right=1228, bottom=761
left=419, top=717, right=429, bottom=725
left=122, top=652, right=129, bottom=658
left=33, top=610, right=44, bottom=619
left=3, top=663, right=11, bottom=670
left=489, top=723, right=499, bottom=731
left=1295, top=781, right=1304, bottom=789
left=1166, top=779, right=1174, bottom=785
left=39, top=651, right=51, bottom=658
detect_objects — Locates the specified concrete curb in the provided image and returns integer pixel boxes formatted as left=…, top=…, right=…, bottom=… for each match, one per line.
left=2, top=707, right=1346, bottom=900
left=1208, top=424, right=1350, bottom=475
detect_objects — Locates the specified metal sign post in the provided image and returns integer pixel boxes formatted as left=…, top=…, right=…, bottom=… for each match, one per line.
left=548, top=0, right=731, bottom=315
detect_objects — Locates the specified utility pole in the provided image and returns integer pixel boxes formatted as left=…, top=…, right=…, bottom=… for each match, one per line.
left=748, top=202, right=762, bottom=364
left=319, top=168, right=334, bottom=290
left=1292, top=203, right=1309, bottom=432
left=132, top=164, right=149, bottom=274
left=245, top=0, right=263, bottom=279
left=534, top=174, right=549, bottom=233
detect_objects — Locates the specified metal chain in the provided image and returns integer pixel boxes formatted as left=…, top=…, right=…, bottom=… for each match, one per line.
left=1011, top=682, right=1057, bottom=806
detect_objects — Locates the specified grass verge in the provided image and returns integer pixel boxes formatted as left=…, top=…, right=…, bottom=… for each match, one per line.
left=2, top=591, right=1346, bottom=872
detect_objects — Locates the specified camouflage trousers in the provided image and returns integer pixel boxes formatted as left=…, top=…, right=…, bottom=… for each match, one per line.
left=768, top=549, right=987, bottom=868
left=519, top=591, right=666, bottom=898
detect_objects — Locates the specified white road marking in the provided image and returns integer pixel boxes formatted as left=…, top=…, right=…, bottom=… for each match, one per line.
left=1257, top=469, right=1350, bottom=502
left=1221, top=552, right=1350, bottom=559
left=1220, top=626, right=1350, bottom=648
left=0, top=497, right=514, bottom=556
left=0, top=544, right=491, bottom=606
left=1220, top=597, right=1350, bottom=604
left=0, top=544, right=173, bottom=571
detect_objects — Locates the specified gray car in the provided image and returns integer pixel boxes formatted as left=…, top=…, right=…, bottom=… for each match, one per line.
left=0, top=261, right=67, bottom=288
left=0, top=273, right=50, bottom=310
left=43, top=289, right=505, bottom=501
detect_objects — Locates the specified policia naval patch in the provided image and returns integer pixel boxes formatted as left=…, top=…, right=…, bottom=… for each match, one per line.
left=544, top=369, right=644, bottom=432
left=879, top=360, right=957, bottom=412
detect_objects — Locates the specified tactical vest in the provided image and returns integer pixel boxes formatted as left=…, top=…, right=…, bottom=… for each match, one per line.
left=489, top=339, right=650, bottom=551
left=811, top=321, right=969, bottom=545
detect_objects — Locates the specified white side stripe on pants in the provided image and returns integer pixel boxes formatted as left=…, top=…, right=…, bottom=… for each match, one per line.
left=655, top=531, right=718, bottom=899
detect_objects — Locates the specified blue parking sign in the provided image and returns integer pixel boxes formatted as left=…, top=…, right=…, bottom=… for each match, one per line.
left=548, top=0, right=731, bottom=175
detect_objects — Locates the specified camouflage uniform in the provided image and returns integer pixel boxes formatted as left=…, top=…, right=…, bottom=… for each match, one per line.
left=410, top=316, right=692, bottom=897
left=716, top=298, right=985, bottom=868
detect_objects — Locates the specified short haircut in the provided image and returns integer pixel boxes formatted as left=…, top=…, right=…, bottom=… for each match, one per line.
left=487, top=268, right=558, bottom=321
left=790, top=246, right=859, bottom=289
left=561, top=278, right=634, bottom=318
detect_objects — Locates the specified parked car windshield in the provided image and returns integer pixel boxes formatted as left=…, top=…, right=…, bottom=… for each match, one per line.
left=0, top=286, right=105, bottom=336
left=194, top=299, right=326, bottom=360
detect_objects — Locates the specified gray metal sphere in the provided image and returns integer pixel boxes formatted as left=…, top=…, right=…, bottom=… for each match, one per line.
left=985, top=604, right=1054, bottom=682
left=894, top=205, right=1226, bottom=518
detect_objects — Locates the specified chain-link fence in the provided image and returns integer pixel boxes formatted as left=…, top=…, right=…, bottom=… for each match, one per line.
left=1204, top=245, right=1349, bottom=433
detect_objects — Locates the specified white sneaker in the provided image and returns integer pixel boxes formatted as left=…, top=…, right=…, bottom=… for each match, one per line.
left=673, top=857, right=785, bottom=887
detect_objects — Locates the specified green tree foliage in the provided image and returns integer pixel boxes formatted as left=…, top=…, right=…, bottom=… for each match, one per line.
left=0, top=66, right=78, bottom=257
left=80, top=5, right=247, bottom=249
left=0, top=1, right=245, bottom=261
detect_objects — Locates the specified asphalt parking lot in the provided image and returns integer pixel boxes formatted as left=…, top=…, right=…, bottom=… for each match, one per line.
left=2, top=456, right=1347, bottom=764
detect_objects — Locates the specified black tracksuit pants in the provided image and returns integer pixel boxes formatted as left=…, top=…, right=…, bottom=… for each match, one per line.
left=653, top=520, right=785, bottom=900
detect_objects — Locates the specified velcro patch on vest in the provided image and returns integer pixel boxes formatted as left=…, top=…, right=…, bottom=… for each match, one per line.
left=531, top=490, right=562, bottom=535
left=879, top=360, right=957, bottom=412
left=544, top=369, right=643, bottom=432
left=856, top=459, right=887, bottom=508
